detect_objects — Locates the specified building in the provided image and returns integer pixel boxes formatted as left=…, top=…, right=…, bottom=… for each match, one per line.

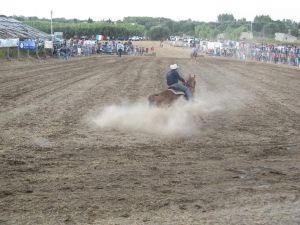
left=240, top=32, right=253, bottom=40
left=0, top=17, right=49, bottom=39
left=275, top=33, right=297, bottom=42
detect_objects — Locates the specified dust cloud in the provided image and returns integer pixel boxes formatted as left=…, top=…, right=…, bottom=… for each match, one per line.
left=92, top=97, right=222, bottom=136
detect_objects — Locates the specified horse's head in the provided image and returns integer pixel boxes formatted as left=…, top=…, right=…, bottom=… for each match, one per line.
left=186, top=74, right=196, bottom=93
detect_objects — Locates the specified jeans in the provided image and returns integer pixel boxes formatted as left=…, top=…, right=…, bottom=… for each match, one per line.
left=118, top=49, right=122, bottom=57
left=64, top=52, right=69, bottom=60
left=169, top=83, right=193, bottom=100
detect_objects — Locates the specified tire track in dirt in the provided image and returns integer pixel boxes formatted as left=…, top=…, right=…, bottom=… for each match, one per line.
left=17, top=57, right=142, bottom=138
left=119, top=56, right=167, bottom=99
left=0, top=60, right=81, bottom=83
left=0, top=56, right=118, bottom=98
left=0, top=56, right=116, bottom=81
left=0, top=57, right=128, bottom=126
left=228, top=60, right=300, bottom=97
left=0, top=57, right=119, bottom=107
left=0, top=57, right=115, bottom=94
left=222, top=60, right=300, bottom=128
left=55, top=57, right=138, bottom=118
left=183, top=58, right=299, bottom=155
left=196, top=59, right=300, bottom=170
left=228, top=62, right=300, bottom=117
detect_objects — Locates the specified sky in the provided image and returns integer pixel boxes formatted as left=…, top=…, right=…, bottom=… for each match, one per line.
left=1, top=0, right=299, bottom=22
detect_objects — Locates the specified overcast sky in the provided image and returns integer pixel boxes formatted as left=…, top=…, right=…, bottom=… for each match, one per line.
left=1, top=0, right=299, bottom=22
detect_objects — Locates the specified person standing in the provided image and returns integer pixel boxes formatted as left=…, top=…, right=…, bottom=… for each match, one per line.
left=116, top=42, right=124, bottom=57
left=160, top=40, right=164, bottom=48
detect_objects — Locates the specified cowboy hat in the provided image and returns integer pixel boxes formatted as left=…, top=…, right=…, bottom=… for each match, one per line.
left=170, top=64, right=178, bottom=70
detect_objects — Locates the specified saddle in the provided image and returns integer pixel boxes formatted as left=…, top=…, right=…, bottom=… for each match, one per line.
left=167, top=87, right=185, bottom=95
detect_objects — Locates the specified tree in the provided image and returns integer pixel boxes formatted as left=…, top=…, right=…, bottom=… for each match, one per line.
left=225, top=25, right=248, bottom=40
left=147, top=26, right=170, bottom=40
left=160, top=19, right=176, bottom=34
left=87, top=17, right=93, bottom=23
left=13, top=14, right=300, bottom=40
left=237, top=18, right=247, bottom=23
left=217, top=14, right=235, bottom=23
left=275, top=20, right=288, bottom=33
left=123, top=16, right=160, bottom=30
left=254, top=15, right=272, bottom=24
left=282, top=19, right=299, bottom=36
left=175, top=19, right=197, bottom=35
left=105, top=19, right=112, bottom=24
left=195, top=23, right=214, bottom=39
left=253, top=15, right=273, bottom=32
left=263, top=22, right=280, bottom=38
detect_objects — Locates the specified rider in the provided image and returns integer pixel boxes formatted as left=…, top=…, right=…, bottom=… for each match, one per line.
left=166, top=64, right=193, bottom=101
left=191, top=45, right=198, bottom=57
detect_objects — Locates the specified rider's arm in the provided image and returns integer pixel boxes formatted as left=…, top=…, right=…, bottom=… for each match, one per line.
left=177, top=72, right=186, bottom=83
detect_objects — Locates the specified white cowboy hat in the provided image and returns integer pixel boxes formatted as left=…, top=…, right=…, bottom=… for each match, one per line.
left=170, top=64, right=178, bottom=70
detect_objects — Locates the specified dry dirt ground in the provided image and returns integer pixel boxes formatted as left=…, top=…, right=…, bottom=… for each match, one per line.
left=0, top=41, right=300, bottom=225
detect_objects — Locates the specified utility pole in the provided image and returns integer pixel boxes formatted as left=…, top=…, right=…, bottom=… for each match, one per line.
left=50, top=10, right=54, bottom=56
left=50, top=10, right=53, bottom=36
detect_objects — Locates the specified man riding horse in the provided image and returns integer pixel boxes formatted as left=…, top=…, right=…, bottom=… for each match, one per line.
left=166, top=64, right=193, bottom=101
left=148, top=64, right=196, bottom=106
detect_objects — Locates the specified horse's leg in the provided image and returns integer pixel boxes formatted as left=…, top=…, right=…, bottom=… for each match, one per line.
left=148, top=94, right=158, bottom=106
left=148, top=94, right=165, bottom=107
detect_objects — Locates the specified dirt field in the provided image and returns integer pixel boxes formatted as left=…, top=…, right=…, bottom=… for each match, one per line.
left=1, top=41, right=300, bottom=225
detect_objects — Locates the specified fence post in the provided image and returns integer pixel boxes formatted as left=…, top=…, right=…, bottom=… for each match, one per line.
left=36, top=41, right=40, bottom=59
left=6, top=47, right=10, bottom=60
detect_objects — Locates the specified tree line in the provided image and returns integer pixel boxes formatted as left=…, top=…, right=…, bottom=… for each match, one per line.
left=7, top=14, right=300, bottom=41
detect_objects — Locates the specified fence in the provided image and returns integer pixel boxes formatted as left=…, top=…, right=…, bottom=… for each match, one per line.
left=193, top=41, right=300, bottom=67
left=0, top=39, right=156, bottom=60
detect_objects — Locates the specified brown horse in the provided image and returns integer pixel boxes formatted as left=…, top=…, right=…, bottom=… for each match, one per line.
left=148, top=74, right=196, bottom=106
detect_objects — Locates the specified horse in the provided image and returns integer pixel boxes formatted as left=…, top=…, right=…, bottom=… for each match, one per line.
left=148, top=75, right=196, bottom=106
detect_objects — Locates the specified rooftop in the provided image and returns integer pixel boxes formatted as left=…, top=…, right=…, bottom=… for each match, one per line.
left=0, top=17, right=49, bottom=39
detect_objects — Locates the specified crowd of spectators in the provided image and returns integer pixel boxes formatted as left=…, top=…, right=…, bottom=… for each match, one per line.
left=197, top=41, right=300, bottom=67
left=54, top=39, right=155, bottom=59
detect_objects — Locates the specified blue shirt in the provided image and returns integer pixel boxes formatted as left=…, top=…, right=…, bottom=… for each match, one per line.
left=166, top=69, right=185, bottom=86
